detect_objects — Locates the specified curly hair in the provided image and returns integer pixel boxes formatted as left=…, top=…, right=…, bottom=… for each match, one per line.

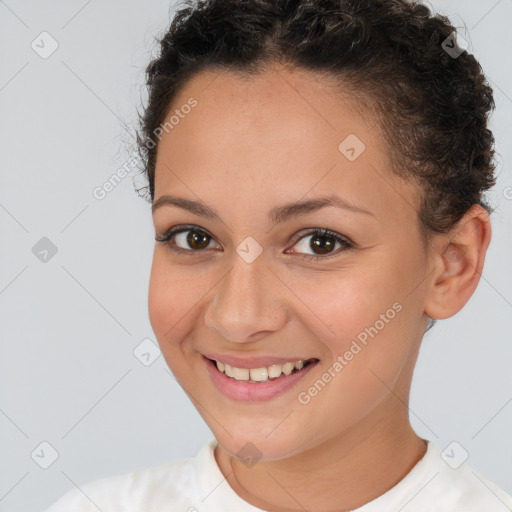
left=135, top=0, right=497, bottom=330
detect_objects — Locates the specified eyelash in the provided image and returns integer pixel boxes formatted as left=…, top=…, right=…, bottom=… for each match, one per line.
left=154, top=225, right=355, bottom=262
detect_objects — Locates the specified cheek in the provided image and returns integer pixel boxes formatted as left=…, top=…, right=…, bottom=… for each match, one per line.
left=147, top=253, right=193, bottom=345
left=289, top=267, right=393, bottom=349
left=312, top=262, right=421, bottom=398
left=291, top=259, right=416, bottom=382
left=148, top=257, right=202, bottom=381
left=148, top=257, right=171, bottom=337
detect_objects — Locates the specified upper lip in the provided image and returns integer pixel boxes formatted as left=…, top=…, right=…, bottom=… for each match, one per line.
left=203, top=353, right=318, bottom=369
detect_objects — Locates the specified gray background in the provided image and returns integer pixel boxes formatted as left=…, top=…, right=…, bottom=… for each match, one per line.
left=1, top=0, right=511, bottom=510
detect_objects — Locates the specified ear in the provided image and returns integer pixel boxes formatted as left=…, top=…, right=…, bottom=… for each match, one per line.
left=423, top=204, right=492, bottom=320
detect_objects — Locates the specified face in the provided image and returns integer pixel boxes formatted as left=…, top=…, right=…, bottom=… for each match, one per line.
left=148, top=65, right=431, bottom=461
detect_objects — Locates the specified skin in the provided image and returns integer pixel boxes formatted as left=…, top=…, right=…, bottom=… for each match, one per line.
left=148, top=64, right=492, bottom=511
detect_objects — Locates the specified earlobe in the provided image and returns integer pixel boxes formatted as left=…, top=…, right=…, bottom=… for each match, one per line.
left=424, top=204, right=492, bottom=321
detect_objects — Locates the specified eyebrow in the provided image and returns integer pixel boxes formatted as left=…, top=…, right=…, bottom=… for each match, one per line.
left=151, top=193, right=374, bottom=225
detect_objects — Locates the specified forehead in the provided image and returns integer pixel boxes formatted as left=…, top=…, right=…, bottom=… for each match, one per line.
left=153, top=66, right=420, bottom=225
left=166, top=65, right=376, bottom=150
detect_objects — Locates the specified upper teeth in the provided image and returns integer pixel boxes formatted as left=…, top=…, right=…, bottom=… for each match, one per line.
left=215, top=359, right=305, bottom=382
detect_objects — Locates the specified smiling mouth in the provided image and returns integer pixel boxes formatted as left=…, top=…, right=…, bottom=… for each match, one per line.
left=207, top=357, right=319, bottom=383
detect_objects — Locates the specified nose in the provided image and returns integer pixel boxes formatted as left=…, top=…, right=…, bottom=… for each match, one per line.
left=203, top=254, right=287, bottom=343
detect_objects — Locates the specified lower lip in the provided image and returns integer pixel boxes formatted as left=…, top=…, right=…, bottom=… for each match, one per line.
left=203, top=356, right=319, bottom=402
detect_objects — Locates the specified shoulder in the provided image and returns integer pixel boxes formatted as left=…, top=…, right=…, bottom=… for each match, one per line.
left=44, top=441, right=216, bottom=512
left=394, top=441, right=512, bottom=512
left=431, top=460, right=512, bottom=510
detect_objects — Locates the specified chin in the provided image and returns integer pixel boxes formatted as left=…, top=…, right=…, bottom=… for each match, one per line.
left=212, top=423, right=314, bottom=463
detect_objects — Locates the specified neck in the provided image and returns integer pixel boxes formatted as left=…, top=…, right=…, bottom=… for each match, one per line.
left=214, top=399, right=428, bottom=511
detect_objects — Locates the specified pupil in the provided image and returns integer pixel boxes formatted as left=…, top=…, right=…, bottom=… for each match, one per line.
left=312, top=235, right=334, bottom=254
left=187, top=230, right=210, bottom=250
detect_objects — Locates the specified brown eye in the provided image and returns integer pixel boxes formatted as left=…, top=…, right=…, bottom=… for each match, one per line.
left=185, top=229, right=211, bottom=250
left=155, top=225, right=219, bottom=254
left=288, top=228, right=354, bottom=261
left=309, top=233, right=337, bottom=254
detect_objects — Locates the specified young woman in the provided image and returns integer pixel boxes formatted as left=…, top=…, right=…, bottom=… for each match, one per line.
left=46, top=0, right=512, bottom=510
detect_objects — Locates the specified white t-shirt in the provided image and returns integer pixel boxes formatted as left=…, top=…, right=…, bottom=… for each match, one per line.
left=45, top=438, right=512, bottom=511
